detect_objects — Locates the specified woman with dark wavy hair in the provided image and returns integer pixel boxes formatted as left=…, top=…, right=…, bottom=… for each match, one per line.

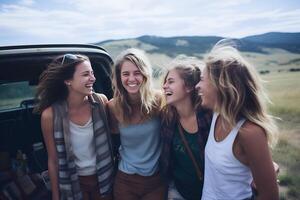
left=35, top=54, right=114, bottom=200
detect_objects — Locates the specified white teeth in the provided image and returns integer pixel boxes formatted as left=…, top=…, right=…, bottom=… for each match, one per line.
left=128, top=84, right=137, bottom=87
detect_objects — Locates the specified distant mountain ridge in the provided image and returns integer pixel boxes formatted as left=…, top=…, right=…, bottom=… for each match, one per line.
left=243, top=32, right=300, bottom=44
left=242, top=32, right=300, bottom=53
left=95, top=32, right=300, bottom=57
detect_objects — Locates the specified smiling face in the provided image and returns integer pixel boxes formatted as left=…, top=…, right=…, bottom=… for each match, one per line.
left=163, top=69, right=191, bottom=107
left=195, top=67, right=218, bottom=110
left=120, top=60, right=144, bottom=98
left=66, top=60, right=95, bottom=96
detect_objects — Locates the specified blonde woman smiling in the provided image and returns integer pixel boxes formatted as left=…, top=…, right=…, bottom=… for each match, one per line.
left=107, top=48, right=165, bottom=200
left=196, top=42, right=279, bottom=200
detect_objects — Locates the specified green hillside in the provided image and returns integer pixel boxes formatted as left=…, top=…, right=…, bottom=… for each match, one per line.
left=95, top=33, right=300, bottom=75
left=96, top=32, right=300, bottom=56
left=243, top=32, right=300, bottom=53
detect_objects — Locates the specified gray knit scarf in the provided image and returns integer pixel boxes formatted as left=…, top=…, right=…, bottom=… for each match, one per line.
left=52, top=93, right=114, bottom=200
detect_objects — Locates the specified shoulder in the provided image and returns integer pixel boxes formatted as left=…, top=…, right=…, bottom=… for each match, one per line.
left=240, top=121, right=266, bottom=138
left=41, top=107, right=54, bottom=135
left=106, top=98, right=120, bottom=131
left=238, top=121, right=267, bottom=146
left=107, top=98, right=118, bottom=117
left=41, top=106, right=54, bottom=121
left=107, top=98, right=116, bottom=109
left=94, top=93, right=108, bottom=104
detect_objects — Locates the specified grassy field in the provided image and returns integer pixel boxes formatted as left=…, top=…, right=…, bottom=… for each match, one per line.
left=262, top=71, right=300, bottom=200
left=242, top=48, right=300, bottom=72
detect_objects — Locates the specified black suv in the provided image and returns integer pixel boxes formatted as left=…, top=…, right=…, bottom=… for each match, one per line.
left=0, top=44, right=113, bottom=199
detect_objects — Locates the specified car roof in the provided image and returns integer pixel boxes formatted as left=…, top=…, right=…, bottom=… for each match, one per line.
left=0, top=44, right=109, bottom=55
left=0, top=44, right=113, bottom=83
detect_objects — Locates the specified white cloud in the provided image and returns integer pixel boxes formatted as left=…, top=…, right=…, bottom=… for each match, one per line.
left=0, top=0, right=299, bottom=45
left=19, top=0, right=35, bottom=6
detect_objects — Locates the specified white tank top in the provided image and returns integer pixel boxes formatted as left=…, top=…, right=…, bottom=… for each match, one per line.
left=69, top=118, right=97, bottom=176
left=201, top=113, right=253, bottom=200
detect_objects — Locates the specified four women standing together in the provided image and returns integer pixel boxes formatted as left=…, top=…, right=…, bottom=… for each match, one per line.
left=38, top=42, right=279, bottom=200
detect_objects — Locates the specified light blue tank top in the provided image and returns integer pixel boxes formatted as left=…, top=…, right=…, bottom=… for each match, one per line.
left=118, top=117, right=161, bottom=176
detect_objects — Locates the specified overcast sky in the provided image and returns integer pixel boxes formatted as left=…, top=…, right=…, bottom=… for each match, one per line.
left=1, top=0, right=300, bottom=46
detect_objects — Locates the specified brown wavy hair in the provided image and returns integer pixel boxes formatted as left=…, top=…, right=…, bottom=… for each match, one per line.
left=34, top=54, right=89, bottom=113
left=161, top=57, right=203, bottom=126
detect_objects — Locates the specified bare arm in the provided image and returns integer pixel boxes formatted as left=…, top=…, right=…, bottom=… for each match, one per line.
left=251, top=161, right=280, bottom=190
left=240, top=122, right=279, bottom=200
left=41, top=107, right=59, bottom=200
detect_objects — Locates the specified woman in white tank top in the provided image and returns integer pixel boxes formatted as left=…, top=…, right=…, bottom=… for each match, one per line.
left=195, top=40, right=279, bottom=200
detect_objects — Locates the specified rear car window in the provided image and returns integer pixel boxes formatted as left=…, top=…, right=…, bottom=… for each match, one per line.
left=0, top=81, right=36, bottom=110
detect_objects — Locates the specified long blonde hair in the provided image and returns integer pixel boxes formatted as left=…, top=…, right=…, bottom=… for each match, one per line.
left=161, top=57, right=203, bottom=126
left=112, top=48, right=161, bottom=124
left=205, top=41, right=278, bottom=147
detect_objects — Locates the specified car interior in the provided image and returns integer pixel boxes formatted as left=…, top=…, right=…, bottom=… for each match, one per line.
left=0, top=45, right=113, bottom=199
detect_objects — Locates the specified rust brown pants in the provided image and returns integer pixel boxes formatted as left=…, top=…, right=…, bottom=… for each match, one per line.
left=79, top=174, right=112, bottom=200
left=113, top=170, right=165, bottom=200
